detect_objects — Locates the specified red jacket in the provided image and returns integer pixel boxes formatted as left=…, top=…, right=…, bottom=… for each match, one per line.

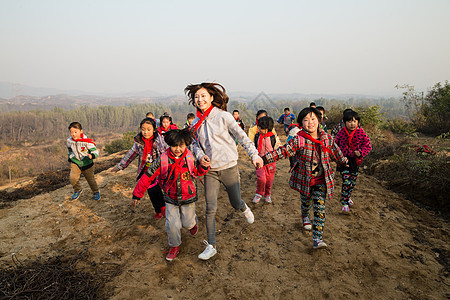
left=335, top=127, right=372, bottom=159
left=133, top=149, right=209, bottom=206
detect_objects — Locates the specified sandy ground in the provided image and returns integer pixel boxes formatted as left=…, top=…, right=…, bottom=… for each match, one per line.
left=0, top=141, right=449, bottom=299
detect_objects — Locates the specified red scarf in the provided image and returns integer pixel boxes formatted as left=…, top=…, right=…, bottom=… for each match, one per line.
left=257, top=132, right=274, bottom=152
left=140, top=136, right=154, bottom=170
left=158, top=126, right=171, bottom=135
left=73, top=133, right=96, bottom=145
left=344, top=127, right=357, bottom=151
left=298, top=130, right=335, bottom=159
left=165, top=149, right=187, bottom=187
left=284, top=113, right=291, bottom=120
left=192, top=105, right=214, bottom=133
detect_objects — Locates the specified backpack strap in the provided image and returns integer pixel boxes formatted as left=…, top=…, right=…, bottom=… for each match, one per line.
left=254, top=132, right=260, bottom=147
left=270, top=135, right=276, bottom=149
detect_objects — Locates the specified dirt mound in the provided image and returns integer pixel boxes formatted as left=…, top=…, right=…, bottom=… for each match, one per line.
left=0, top=154, right=122, bottom=208
left=0, top=147, right=448, bottom=299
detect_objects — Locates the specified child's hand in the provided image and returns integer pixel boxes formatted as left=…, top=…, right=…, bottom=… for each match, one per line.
left=200, top=158, right=210, bottom=168
left=131, top=198, right=140, bottom=207
left=200, top=155, right=210, bottom=165
left=354, top=150, right=361, bottom=157
left=88, top=154, right=93, bottom=159
left=342, top=157, right=349, bottom=167
left=111, top=166, right=120, bottom=173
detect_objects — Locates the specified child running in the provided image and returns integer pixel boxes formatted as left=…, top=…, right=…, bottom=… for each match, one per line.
left=158, top=112, right=178, bottom=134
left=67, top=122, right=100, bottom=201
left=111, top=117, right=168, bottom=219
left=253, top=116, right=277, bottom=204
left=260, top=107, right=348, bottom=249
left=185, top=82, right=263, bottom=260
left=277, top=107, right=296, bottom=135
left=334, top=110, right=372, bottom=213
left=132, top=128, right=210, bottom=261
left=183, top=113, right=196, bottom=129
left=248, top=109, right=281, bottom=146
left=233, top=109, right=245, bottom=131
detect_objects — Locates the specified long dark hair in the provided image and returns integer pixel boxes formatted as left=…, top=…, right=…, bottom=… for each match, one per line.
left=184, top=82, right=229, bottom=111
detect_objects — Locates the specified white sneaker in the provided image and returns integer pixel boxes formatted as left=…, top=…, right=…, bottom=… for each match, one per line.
left=252, top=193, right=262, bottom=203
left=198, top=240, right=217, bottom=260
left=265, top=195, right=272, bottom=203
left=348, top=198, right=354, bottom=206
left=242, top=204, right=254, bottom=224
left=302, top=215, right=312, bottom=231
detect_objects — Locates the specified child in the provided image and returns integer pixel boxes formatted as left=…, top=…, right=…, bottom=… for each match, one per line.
left=111, top=118, right=168, bottom=219
left=260, top=107, right=347, bottom=249
left=330, top=108, right=354, bottom=138
left=253, top=116, right=277, bottom=203
left=146, top=112, right=159, bottom=127
left=316, top=106, right=328, bottom=133
left=132, top=129, right=210, bottom=261
left=67, top=122, right=100, bottom=200
left=334, top=110, right=372, bottom=213
left=233, top=110, right=245, bottom=131
left=277, top=107, right=296, bottom=135
left=183, top=113, right=196, bottom=129
left=248, top=109, right=281, bottom=146
left=158, top=112, right=178, bottom=134
left=185, top=82, right=263, bottom=260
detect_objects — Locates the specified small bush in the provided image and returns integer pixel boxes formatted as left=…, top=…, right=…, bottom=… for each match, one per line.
left=385, top=118, right=417, bottom=135
left=104, top=131, right=136, bottom=154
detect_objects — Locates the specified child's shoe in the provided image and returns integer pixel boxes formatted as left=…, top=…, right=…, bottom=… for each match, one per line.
left=265, top=195, right=272, bottom=203
left=313, top=239, right=327, bottom=249
left=348, top=198, right=354, bottom=206
left=198, top=240, right=217, bottom=260
left=154, top=212, right=163, bottom=219
left=302, top=215, right=312, bottom=231
left=189, top=224, right=198, bottom=236
left=93, top=191, right=101, bottom=201
left=342, top=205, right=350, bottom=214
left=252, top=193, right=262, bottom=203
left=242, top=204, right=254, bottom=224
left=161, top=206, right=166, bottom=217
left=166, top=246, right=180, bottom=261
left=71, top=189, right=83, bottom=200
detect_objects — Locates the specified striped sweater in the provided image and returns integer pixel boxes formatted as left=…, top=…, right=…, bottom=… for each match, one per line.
left=261, top=128, right=346, bottom=199
left=67, top=133, right=99, bottom=168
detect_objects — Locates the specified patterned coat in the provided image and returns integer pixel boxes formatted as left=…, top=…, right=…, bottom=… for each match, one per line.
left=116, top=133, right=168, bottom=180
left=334, top=127, right=372, bottom=159
left=261, top=128, right=346, bottom=199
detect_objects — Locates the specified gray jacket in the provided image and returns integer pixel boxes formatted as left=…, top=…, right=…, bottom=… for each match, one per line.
left=191, top=107, right=259, bottom=171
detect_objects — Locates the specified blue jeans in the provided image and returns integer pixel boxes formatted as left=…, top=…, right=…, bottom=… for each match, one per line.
left=204, top=164, right=246, bottom=245
left=165, top=202, right=197, bottom=247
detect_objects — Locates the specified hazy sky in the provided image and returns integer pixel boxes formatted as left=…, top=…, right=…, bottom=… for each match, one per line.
left=1, top=0, right=449, bottom=96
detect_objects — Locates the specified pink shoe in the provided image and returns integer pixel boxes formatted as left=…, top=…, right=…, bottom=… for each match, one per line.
left=348, top=198, right=354, bottom=206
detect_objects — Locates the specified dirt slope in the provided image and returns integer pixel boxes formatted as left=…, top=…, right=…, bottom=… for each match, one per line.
left=0, top=148, right=448, bottom=299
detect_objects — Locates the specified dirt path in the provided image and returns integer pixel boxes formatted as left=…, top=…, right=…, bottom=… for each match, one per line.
left=0, top=148, right=448, bottom=299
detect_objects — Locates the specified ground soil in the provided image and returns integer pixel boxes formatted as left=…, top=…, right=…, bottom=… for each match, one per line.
left=0, top=137, right=448, bottom=299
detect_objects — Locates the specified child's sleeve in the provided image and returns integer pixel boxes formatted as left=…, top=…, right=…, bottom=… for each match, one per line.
left=132, top=157, right=162, bottom=199
left=87, top=141, right=99, bottom=159
left=331, top=140, right=347, bottom=165
left=262, top=136, right=299, bottom=165
left=117, top=143, right=139, bottom=170
left=194, top=161, right=210, bottom=177
left=277, top=114, right=283, bottom=124
left=359, top=129, right=372, bottom=158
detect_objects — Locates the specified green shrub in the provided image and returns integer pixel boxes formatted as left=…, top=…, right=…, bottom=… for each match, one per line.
left=385, top=118, right=417, bottom=135
left=104, top=131, right=136, bottom=154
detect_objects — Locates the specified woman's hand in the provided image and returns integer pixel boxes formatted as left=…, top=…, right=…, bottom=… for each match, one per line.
left=252, top=156, right=264, bottom=169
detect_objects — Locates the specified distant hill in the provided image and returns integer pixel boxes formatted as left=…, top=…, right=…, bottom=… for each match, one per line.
left=0, top=82, right=163, bottom=99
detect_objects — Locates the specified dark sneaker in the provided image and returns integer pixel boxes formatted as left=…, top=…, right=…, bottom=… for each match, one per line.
left=72, top=189, right=83, bottom=200
left=166, top=246, right=180, bottom=261
left=93, top=192, right=101, bottom=201
left=313, top=239, right=328, bottom=249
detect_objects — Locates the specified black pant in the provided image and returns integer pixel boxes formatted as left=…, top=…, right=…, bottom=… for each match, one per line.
left=147, top=184, right=165, bottom=213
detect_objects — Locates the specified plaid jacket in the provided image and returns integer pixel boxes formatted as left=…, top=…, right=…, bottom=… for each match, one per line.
left=262, top=128, right=346, bottom=199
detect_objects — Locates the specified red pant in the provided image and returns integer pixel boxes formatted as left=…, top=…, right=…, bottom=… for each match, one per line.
left=256, top=163, right=276, bottom=196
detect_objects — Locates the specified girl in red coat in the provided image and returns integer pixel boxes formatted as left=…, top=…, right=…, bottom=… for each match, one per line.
left=132, top=128, right=210, bottom=261
left=335, top=110, right=372, bottom=213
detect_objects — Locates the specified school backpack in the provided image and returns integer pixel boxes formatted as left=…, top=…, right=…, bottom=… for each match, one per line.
left=254, top=133, right=276, bottom=150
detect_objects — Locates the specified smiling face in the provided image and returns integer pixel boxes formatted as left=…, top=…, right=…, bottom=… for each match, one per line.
left=70, top=127, right=83, bottom=140
left=345, top=118, right=359, bottom=132
left=161, top=118, right=171, bottom=129
left=301, top=112, right=319, bottom=135
left=170, top=143, right=187, bottom=158
left=194, top=88, right=213, bottom=113
left=141, top=122, right=154, bottom=139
